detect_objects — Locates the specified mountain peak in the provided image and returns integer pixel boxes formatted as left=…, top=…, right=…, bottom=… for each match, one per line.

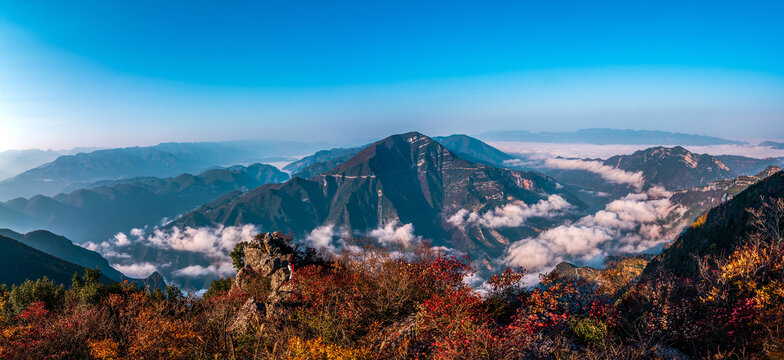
left=756, top=166, right=782, bottom=178
left=322, top=132, right=456, bottom=177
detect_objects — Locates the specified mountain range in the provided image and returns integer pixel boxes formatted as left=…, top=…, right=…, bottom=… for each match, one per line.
left=477, top=128, right=744, bottom=145
left=0, top=163, right=289, bottom=244
left=3, top=130, right=783, bottom=289
left=540, top=146, right=776, bottom=196
left=759, top=140, right=784, bottom=149
left=172, top=132, right=584, bottom=261
left=0, top=140, right=327, bottom=200
left=284, top=147, right=362, bottom=178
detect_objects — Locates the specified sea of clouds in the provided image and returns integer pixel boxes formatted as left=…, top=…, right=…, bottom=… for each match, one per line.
left=502, top=186, right=686, bottom=283
left=489, top=141, right=784, bottom=161
left=447, top=194, right=573, bottom=229
left=85, top=224, right=257, bottom=279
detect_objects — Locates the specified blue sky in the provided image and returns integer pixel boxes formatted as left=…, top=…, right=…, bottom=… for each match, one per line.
left=1, top=0, right=783, bottom=150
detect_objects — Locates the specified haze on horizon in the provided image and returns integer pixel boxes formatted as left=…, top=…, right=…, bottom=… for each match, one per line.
left=1, top=0, right=783, bottom=152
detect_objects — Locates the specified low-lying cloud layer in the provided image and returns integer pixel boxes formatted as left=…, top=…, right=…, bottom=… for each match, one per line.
left=447, top=195, right=573, bottom=229
left=370, top=222, right=421, bottom=246
left=86, top=224, right=258, bottom=281
left=145, top=225, right=257, bottom=259
left=305, top=221, right=423, bottom=255
left=544, top=158, right=645, bottom=190
left=488, top=141, right=784, bottom=160
left=503, top=187, right=685, bottom=281
left=112, top=262, right=159, bottom=278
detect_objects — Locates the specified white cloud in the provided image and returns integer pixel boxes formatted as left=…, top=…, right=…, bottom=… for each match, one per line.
left=113, top=232, right=131, bottom=247
left=306, top=224, right=342, bottom=254
left=113, top=262, right=158, bottom=278
left=173, top=262, right=235, bottom=277
left=448, top=194, right=573, bottom=229
left=82, top=240, right=131, bottom=259
left=145, top=224, right=257, bottom=259
left=103, top=224, right=257, bottom=283
left=503, top=189, right=687, bottom=278
left=130, top=228, right=144, bottom=239
left=544, top=158, right=645, bottom=190
left=369, top=221, right=421, bottom=246
left=447, top=209, right=471, bottom=227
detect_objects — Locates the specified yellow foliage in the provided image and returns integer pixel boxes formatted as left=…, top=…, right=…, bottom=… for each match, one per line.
left=88, top=338, right=121, bottom=360
left=691, top=213, right=708, bottom=229
left=287, top=337, right=369, bottom=360
left=0, top=291, right=6, bottom=323
left=127, top=308, right=199, bottom=360
left=719, top=245, right=764, bottom=283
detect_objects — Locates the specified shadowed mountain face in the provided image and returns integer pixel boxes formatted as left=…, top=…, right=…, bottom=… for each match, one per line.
left=0, top=230, right=165, bottom=289
left=0, top=164, right=289, bottom=244
left=172, top=132, right=584, bottom=260
left=433, top=134, right=513, bottom=167
left=644, top=168, right=783, bottom=278
left=0, top=229, right=160, bottom=287
left=0, top=234, right=91, bottom=287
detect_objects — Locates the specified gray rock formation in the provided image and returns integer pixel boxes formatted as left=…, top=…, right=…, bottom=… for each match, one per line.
left=230, top=232, right=296, bottom=332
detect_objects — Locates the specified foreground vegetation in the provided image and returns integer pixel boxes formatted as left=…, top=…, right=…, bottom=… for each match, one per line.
left=1, top=198, right=783, bottom=359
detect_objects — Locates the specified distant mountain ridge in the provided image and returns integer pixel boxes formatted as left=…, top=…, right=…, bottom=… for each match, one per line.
left=0, top=163, right=289, bottom=244
left=0, top=140, right=327, bottom=200
left=433, top=134, right=513, bottom=166
left=285, top=147, right=363, bottom=178
left=715, top=155, right=784, bottom=176
left=759, top=140, right=784, bottom=149
left=605, top=146, right=736, bottom=190
left=478, top=128, right=743, bottom=145
left=543, top=146, right=740, bottom=194
left=172, top=132, right=584, bottom=260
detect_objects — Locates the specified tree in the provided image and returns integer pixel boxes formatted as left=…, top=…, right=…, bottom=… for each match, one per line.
left=8, top=277, right=65, bottom=313
left=72, top=268, right=105, bottom=305
left=231, top=242, right=248, bottom=270
left=203, top=278, right=232, bottom=299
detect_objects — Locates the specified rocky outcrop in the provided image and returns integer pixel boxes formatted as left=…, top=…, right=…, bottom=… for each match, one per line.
left=230, top=232, right=296, bottom=332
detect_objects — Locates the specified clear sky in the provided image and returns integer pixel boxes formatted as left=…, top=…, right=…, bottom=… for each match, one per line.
left=1, top=0, right=783, bottom=151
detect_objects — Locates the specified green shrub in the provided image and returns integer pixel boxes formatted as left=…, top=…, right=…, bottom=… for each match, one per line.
left=203, top=277, right=233, bottom=299
left=570, top=316, right=608, bottom=345
left=231, top=242, right=248, bottom=270
left=71, top=268, right=105, bottom=305
left=9, top=277, right=65, bottom=313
